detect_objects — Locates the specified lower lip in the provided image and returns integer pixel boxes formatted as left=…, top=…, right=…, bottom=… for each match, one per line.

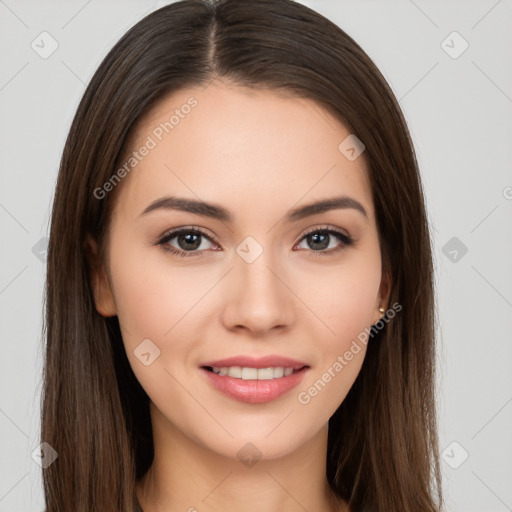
left=200, top=367, right=309, bottom=404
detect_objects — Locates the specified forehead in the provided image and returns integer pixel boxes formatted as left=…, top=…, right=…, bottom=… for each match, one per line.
left=113, top=80, right=374, bottom=223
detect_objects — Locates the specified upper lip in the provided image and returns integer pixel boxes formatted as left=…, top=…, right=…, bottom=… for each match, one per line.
left=201, top=355, right=308, bottom=370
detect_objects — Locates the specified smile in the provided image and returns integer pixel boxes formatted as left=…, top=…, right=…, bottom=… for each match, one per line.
left=200, top=365, right=309, bottom=404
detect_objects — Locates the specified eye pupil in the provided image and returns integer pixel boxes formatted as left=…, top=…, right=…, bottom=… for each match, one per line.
left=178, top=233, right=201, bottom=250
left=308, top=232, right=329, bottom=250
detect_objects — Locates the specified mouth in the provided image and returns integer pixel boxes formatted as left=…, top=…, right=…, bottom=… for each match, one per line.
left=199, top=359, right=310, bottom=404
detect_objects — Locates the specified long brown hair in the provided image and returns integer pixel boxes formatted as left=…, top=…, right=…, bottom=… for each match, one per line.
left=41, top=1, right=443, bottom=510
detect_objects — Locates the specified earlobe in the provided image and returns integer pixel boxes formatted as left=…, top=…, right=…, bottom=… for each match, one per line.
left=374, top=271, right=392, bottom=324
left=92, top=268, right=117, bottom=318
left=83, top=234, right=117, bottom=317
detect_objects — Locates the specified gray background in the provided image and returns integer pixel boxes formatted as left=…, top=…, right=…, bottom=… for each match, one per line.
left=1, top=0, right=511, bottom=510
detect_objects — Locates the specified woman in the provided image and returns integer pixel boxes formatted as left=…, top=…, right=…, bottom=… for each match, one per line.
left=41, top=0, right=443, bottom=510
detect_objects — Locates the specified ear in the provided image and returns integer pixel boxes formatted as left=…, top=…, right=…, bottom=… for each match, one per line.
left=372, top=270, right=392, bottom=325
left=83, top=234, right=117, bottom=317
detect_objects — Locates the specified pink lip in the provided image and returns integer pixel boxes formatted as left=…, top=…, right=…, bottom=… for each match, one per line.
left=200, top=367, right=309, bottom=404
left=200, top=355, right=307, bottom=370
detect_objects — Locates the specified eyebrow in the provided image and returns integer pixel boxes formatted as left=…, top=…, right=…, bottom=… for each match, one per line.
left=139, top=195, right=368, bottom=222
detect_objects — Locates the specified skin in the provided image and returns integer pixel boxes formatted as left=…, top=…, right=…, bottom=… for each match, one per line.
left=87, top=79, right=390, bottom=512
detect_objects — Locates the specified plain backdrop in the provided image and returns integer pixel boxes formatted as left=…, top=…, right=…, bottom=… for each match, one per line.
left=1, top=1, right=511, bottom=510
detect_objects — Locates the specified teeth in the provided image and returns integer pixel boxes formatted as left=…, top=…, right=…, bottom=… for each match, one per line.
left=241, top=367, right=258, bottom=380
left=258, top=367, right=274, bottom=380
left=273, top=367, right=284, bottom=378
left=227, top=366, right=242, bottom=378
left=210, top=366, right=297, bottom=380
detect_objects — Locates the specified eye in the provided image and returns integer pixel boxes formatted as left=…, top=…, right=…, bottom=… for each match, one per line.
left=295, top=226, right=354, bottom=256
left=156, top=226, right=217, bottom=258
left=156, top=225, right=354, bottom=258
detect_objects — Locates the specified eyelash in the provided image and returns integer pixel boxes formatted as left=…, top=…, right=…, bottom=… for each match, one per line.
left=155, top=225, right=354, bottom=258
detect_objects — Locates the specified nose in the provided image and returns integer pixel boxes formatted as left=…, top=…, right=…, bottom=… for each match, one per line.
left=220, top=246, right=295, bottom=336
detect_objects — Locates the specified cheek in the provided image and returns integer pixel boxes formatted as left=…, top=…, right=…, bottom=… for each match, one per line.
left=293, top=254, right=382, bottom=342
left=107, top=247, right=203, bottom=403
left=291, top=250, right=381, bottom=411
left=108, top=235, right=202, bottom=338
left=107, top=237, right=217, bottom=382
left=110, top=263, right=169, bottom=341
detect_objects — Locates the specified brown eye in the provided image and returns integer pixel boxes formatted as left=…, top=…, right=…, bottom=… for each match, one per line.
left=295, top=227, right=353, bottom=256
left=157, top=227, right=216, bottom=257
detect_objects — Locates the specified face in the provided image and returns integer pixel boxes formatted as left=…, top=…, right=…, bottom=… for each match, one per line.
left=88, top=79, right=389, bottom=461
